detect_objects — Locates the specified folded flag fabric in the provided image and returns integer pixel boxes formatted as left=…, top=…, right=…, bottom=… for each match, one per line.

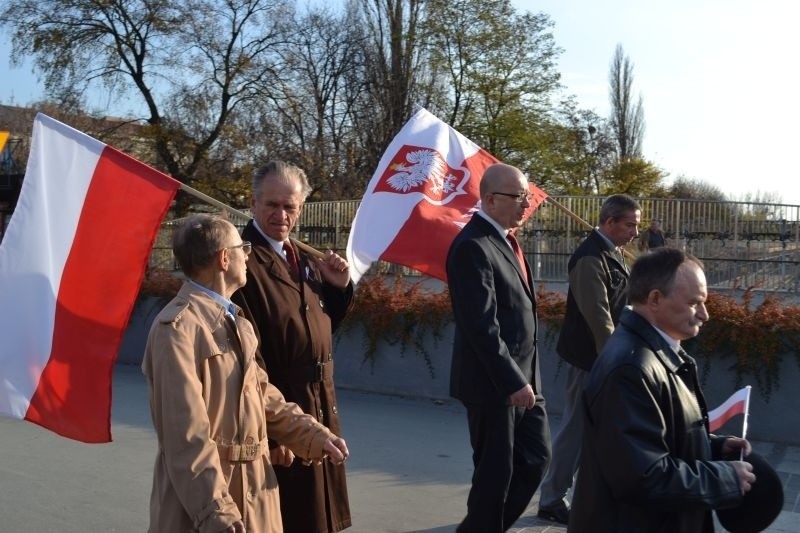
left=346, top=107, right=547, bottom=284
left=0, top=113, right=180, bottom=443
left=708, top=385, right=751, bottom=433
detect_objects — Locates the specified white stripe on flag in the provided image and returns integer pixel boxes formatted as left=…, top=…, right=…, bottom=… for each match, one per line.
left=0, top=115, right=102, bottom=417
left=708, top=386, right=751, bottom=433
left=346, top=107, right=484, bottom=284
left=0, top=113, right=179, bottom=442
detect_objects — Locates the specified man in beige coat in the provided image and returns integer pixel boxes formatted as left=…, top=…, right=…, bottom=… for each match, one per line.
left=142, top=214, right=349, bottom=533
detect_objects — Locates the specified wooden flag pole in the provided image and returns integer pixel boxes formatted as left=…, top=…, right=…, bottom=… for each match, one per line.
left=178, top=182, right=327, bottom=259
left=542, top=196, right=637, bottom=262
left=178, top=182, right=633, bottom=263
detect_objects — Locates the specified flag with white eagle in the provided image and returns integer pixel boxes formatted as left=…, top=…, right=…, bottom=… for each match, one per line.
left=347, top=107, right=547, bottom=283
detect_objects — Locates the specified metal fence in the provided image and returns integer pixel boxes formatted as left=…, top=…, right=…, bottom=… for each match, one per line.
left=150, top=196, right=800, bottom=292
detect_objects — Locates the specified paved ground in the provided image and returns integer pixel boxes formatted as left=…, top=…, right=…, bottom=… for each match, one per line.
left=1, top=364, right=797, bottom=532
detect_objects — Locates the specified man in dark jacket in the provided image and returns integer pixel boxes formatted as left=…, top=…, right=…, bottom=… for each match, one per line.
left=232, top=161, right=353, bottom=532
left=447, top=163, right=551, bottom=533
left=538, top=194, right=640, bottom=524
left=569, top=247, right=755, bottom=533
left=638, top=218, right=667, bottom=251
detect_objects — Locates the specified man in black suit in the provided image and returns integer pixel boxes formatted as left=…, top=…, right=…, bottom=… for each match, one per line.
left=446, top=163, right=551, bottom=533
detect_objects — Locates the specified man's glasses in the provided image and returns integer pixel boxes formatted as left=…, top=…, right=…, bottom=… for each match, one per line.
left=227, top=241, right=252, bottom=255
left=492, top=191, right=533, bottom=203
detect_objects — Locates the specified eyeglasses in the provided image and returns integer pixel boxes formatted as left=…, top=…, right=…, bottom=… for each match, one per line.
left=492, top=191, right=533, bottom=203
left=226, top=241, right=252, bottom=255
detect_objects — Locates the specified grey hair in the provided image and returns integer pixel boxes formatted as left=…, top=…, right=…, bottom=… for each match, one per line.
left=252, top=160, right=312, bottom=200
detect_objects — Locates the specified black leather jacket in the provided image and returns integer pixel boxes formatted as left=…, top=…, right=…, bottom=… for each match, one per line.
left=569, top=309, right=742, bottom=533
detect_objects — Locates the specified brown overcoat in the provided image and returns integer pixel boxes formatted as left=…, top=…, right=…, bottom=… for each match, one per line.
left=232, top=220, right=354, bottom=532
left=142, top=283, right=335, bottom=533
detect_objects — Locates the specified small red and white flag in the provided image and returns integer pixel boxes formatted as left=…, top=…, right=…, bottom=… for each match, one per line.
left=0, top=113, right=180, bottom=443
left=346, top=107, right=546, bottom=283
left=708, top=385, right=751, bottom=433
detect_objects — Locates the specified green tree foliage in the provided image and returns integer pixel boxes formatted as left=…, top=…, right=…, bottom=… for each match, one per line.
left=423, top=0, right=561, bottom=162
left=600, top=157, right=665, bottom=196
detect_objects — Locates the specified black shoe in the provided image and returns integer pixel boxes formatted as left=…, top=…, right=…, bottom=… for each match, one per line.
left=537, top=502, right=570, bottom=525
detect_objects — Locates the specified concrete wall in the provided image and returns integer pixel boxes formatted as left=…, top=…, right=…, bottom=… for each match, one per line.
left=333, top=324, right=800, bottom=445
left=119, top=302, right=800, bottom=444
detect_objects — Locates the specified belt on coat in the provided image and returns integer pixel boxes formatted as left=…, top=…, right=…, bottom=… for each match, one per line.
left=216, top=436, right=269, bottom=462
left=272, top=360, right=333, bottom=384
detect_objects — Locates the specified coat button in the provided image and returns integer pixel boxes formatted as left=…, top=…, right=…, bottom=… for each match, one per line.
left=318, top=409, right=324, bottom=420
left=319, top=300, right=325, bottom=308
left=332, top=405, right=338, bottom=414
left=247, top=490, right=255, bottom=502
left=327, top=353, right=332, bottom=361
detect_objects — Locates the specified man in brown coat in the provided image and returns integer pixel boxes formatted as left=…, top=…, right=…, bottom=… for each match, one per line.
left=143, top=214, right=349, bottom=533
left=232, top=161, right=353, bottom=532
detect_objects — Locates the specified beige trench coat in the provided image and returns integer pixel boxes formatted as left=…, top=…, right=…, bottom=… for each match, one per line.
left=142, top=283, right=334, bottom=533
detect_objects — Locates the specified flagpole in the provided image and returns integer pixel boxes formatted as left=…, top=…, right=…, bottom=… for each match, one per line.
left=741, top=385, right=752, bottom=460
left=543, top=197, right=637, bottom=261
left=178, top=182, right=327, bottom=259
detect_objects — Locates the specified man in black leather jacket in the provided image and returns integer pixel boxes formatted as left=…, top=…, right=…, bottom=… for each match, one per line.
left=569, top=247, right=755, bottom=533
left=538, top=194, right=640, bottom=524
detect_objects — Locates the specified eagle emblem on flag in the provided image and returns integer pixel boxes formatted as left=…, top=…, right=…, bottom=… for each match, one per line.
left=373, top=145, right=470, bottom=204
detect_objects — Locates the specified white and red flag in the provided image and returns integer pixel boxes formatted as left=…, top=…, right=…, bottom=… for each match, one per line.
left=708, top=385, right=751, bottom=433
left=346, top=107, right=547, bottom=283
left=0, top=113, right=180, bottom=443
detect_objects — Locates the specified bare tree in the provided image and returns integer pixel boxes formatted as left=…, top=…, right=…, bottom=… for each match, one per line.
left=351, top=0, right=428, bottom=173
left=252, top=4, right=369, bottom=199
left=1, top=0, right=292, bottom=196
left=609, top=43, right=644, bottom=160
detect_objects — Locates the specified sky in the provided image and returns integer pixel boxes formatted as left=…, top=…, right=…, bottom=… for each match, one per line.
left=2, top=0, right=799, bottom=204
left=515, top=0, right=800, bottom=204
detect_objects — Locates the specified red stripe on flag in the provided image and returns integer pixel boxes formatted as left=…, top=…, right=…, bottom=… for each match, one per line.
left=708, top=400, right=746, bottom=433
left=25, top=146, right=178, bottom=442
left=379, top=152, right=548, bottom=281
left=380, top=151, right=490, bottom=281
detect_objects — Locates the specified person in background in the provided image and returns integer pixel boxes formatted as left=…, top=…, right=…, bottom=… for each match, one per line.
left=638, top=218, right=667, bottom=251
left=447, top=163, right=551, bottom=533
left=232, top=161, right=353, bottom=532
left=569, top=247, right=753, bottom=532
left=537, top=194, right=641, bottom=525
left=142, top=214, right=349, bottom=533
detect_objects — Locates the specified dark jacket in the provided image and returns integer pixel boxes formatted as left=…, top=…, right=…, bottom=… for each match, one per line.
left=446, top=214, right=540, bottom=404
left=569, top=309, right=742, bottom=533
left=556, top=229, right=629, bottom=371
left=231, top=220, right=353, bottom=533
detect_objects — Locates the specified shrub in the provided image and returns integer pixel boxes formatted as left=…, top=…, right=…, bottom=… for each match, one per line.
left=340, top=276, right=800, bottom=399
left=686, top=288, right=800, bottom=399
left=138, top=266, right=182, bottom=301
left=338, top=275, right=452, bottom=376
left=337, top=276, right=568, bottom=375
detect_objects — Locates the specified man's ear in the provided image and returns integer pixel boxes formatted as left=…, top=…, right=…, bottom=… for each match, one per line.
left=218, top=248, right=230, bottom=271
left=646, top=289, right=662, bottom=309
